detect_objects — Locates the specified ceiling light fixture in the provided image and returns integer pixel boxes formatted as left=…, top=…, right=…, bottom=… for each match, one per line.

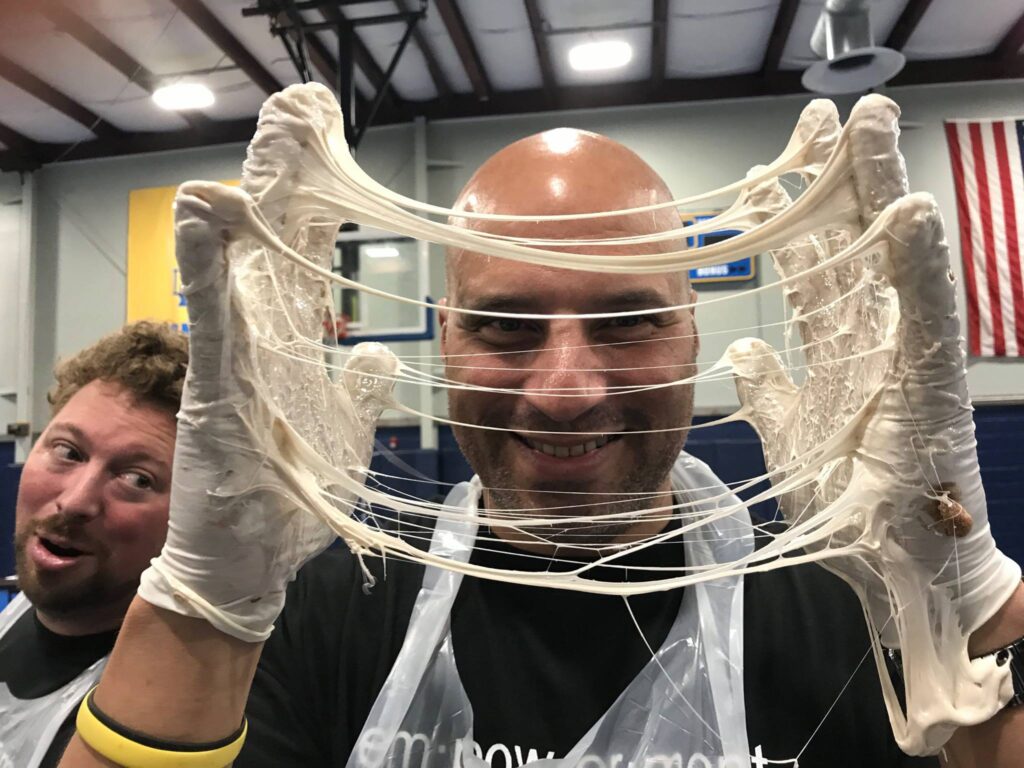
left=152, top=82, right=215, bottom=111
left=802, top=0, right=905, bottom=94
left=568, top=40, right=633, bottom=72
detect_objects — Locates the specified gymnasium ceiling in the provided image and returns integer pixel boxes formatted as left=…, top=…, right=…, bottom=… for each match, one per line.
left=0, top=0, right=1022, bottom=172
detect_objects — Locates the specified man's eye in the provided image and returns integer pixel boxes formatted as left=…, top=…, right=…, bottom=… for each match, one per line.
left=123, top=471, right=154, bottom=490
left=495, top=318, right=524, bottom=333
left=607, top=314, right=655, bottom=330
left=610, top=316, right=644, bottom=328
left=53, top=442, right=83, bottom=462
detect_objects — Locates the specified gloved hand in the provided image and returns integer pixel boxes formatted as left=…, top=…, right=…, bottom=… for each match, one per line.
left=138, top=86, right=398, bottom=643
left=725, top=94, right=1021, bottom=754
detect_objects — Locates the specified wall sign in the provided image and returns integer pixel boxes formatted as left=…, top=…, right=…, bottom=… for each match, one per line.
left=684, top=213, right=755, bottom=285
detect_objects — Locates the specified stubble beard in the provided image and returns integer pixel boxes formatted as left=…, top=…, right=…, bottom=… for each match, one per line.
left=14, top=525, right=132, bottom=620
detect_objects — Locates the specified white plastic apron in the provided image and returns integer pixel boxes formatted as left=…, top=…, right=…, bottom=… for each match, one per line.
left=0, top=593, right=107, bottom=768
left=348, top=452, right=755, bottom=768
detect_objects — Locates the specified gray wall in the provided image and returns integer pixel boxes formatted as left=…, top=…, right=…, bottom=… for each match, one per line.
left=17, top=77, right=1024, bottom=435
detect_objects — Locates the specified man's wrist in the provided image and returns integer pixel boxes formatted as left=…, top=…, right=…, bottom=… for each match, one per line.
left=969, top=582, right=1024, bottom=657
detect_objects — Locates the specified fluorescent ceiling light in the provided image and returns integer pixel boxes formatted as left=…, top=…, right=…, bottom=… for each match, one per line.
left=568, top=40, right=632, bottom=72
left=364, top=245, right=400, bottom=259
left=153, top=82, right=215, bottom=111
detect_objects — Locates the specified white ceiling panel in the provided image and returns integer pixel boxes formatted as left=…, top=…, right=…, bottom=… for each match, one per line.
left=780, top=0, right=912, bottom=70
left=75, top=0, right=221, bottom=77
left=548, top=25, right=652, bottom=87
left=418, top=1, right=474, bottom=94
left=0, top=79, right=95, bottom=143
left=904, top=0, right=1023, bottom=59
left=0, top=8, right=186, bottom=132
left=667, top=0, right=778, bottom=77
left=199, top=71, right=271, bottom=121
left=460, top=0, right=542, bottom=91
left=541, top=0, right=652, bottom=29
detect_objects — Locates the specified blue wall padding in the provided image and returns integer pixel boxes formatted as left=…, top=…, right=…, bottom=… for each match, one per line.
left=0, top=441, right=18, bottom=578
left=0, top=404, right=1021, bottom=582
left=975, top=405, right=1024, bottom=567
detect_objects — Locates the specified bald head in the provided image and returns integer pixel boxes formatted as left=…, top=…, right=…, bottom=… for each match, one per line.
left=446, top=128, right=686, bottom=298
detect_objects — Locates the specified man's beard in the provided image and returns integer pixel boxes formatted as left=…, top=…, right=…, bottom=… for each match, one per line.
left=14, top=519, right=134, bottom=618
left=482, top=463, right=679, bottom=547
left=451, top=400, right=690, bottom=549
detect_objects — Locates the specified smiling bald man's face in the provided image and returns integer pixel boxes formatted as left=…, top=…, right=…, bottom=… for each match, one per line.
left=440, top=129, right=700, bottom=551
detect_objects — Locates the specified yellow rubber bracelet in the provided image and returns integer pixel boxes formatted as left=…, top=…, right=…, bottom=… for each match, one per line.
left=75, top=689, right=247, bottom=768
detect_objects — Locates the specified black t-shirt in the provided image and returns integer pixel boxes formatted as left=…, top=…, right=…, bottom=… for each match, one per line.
left=241, top=521, right=939, bottom=768
left=0, top=601, right=117, bottom=768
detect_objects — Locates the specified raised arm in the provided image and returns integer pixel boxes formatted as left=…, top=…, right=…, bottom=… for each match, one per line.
left=61, top=88, right=397, bottom=767
left=728, top=95, right=1023, bottom=761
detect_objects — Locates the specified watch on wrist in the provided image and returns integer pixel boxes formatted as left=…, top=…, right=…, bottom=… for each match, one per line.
left=886, top=635, right=1024, bottom=709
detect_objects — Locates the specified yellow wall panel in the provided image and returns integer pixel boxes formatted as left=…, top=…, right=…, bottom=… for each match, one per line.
left=126, top=180, right=238, bottom=333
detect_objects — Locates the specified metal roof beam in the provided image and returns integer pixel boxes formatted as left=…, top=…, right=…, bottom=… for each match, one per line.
left=995, top=9, right=1024, bottom=75
left=0, top=122, right=44, bottom=170
left=761, top=0, right=800, bottom=86
left=0, top=116, right=259, bottom=172
left=39, top=0, right=210, bottom=129
left=0, top=53, right=124, bottom=139
left=884, top=0, right=934, bottom=51
left=169, top=0, right=285, bottom=96
left=524, top=0, right=556, bottom=101
left=434, top=0, right=491, bottom=100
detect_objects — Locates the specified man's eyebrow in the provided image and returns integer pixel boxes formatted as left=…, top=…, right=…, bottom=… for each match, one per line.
left=48, top=422, right=87, bottom=442
left=461, top=289, right=677, bottom=316
left=48, top=422, right=171, bottom=470
left=598, top=289, right=677, bottom=310
left=462, top=295, right=539, bottom=314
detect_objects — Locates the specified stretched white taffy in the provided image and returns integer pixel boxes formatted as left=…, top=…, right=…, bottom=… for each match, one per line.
left=138, top=91, right=399, bottom=643
left=727, top=95, right=1021, bottom=755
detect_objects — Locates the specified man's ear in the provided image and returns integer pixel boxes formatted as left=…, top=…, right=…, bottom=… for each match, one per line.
left=438, top=297, right=449, bottom=353
left=689, top=288, right=700, bottom=358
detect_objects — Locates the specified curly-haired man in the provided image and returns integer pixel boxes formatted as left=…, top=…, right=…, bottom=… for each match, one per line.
left=0, top=320, right=187, bottom=768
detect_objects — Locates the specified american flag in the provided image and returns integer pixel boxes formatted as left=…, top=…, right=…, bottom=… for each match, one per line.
left=944, top=119, right=1024, bottom=357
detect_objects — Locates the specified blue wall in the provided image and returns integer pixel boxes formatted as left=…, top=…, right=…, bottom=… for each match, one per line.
left=1, top=405, right=1021, bottom=582
left=0, top=441, right=17, bottom=580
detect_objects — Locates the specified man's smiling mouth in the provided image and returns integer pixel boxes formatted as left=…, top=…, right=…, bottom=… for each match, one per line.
left=514, top=433, right=619, bottom=458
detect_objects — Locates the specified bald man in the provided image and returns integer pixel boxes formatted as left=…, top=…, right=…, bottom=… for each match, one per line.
left=62, top=128, right=1020, bottom=768
left=236, top=131, right=936, bottom=767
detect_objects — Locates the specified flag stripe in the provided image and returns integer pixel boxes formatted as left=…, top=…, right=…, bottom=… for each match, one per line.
left=945, top=116, right=1024, bottom=358
left=959, top=122, right=993, bottom=355
left=946, top=121, right=981, bottom=356
left=985, top=123, right=1018, bottom=356
left=968, top=121, right=1006, bottom=356
left=993, top=122, right=1024, bottom=353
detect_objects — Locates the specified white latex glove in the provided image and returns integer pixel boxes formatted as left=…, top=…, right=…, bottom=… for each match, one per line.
left=138, top=88, right=398, bottom=643
left=726, top=95, right=1021, bottom=754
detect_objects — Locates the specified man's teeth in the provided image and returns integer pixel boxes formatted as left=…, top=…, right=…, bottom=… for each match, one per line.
left=528, top=434, right=610, bottom=458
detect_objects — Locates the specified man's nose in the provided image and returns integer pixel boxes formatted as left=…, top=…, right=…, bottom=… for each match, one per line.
left=521, top=322, right=608, bottom=424
left=55, top=465, right=104, bottom=520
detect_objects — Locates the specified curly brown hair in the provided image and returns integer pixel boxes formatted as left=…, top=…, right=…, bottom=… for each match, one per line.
left=48, top=321, right=189, bottom=417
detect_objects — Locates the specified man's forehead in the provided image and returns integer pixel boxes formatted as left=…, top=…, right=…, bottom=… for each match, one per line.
left=452, top=256, right=685, bottom=309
